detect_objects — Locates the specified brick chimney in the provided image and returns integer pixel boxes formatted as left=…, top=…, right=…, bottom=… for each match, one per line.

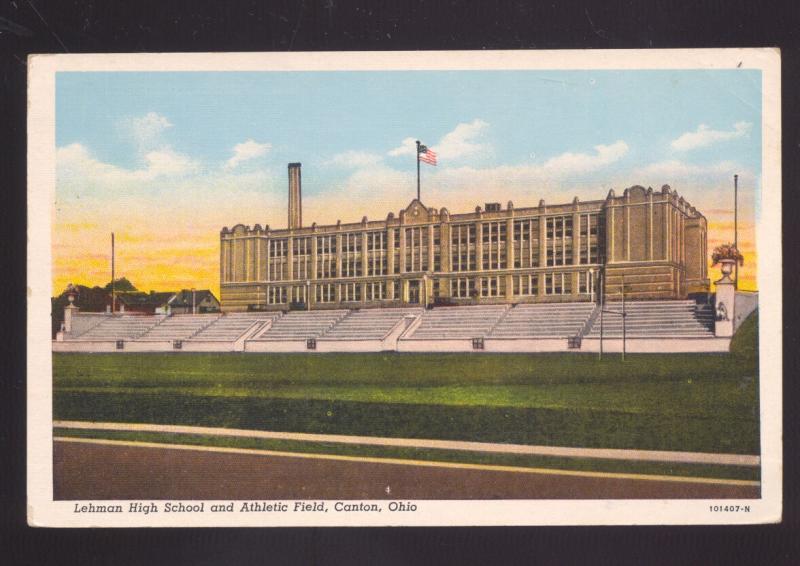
left=288, top=162, right=302, bottom=230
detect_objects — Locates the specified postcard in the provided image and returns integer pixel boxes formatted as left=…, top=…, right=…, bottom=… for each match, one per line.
left=27, top=49, right=782, bottom=527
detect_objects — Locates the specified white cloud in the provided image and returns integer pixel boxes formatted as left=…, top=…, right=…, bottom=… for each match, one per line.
left=121, top=112, right=173, bottom=150
left=324, top=150, right=383, bottom=168
left=537, top=140, right=629, bottom=176
left=670, top=121, right=752, bottom=152
left=225, top=139, right=272, bottom=169
left=387, top=137, right=418, bottom=157
left=436, top=119, right=489, bottom=159
left=388, top=119, right=491, bottom=161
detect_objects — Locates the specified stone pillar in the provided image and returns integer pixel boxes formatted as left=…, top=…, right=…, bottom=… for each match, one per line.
left=539, top=216, right=547, bottom=268
left=505, top=274, right=514, bottom=300
left=440, top=223, right=451, bottom=272
left=287, top=236, right=294, bottom=281
left=428, top=224, right=435, bottom=271
left=572, top=212, right=580, bottom=266
left=63, top=301, right=79, bottom=334
left=361, top=231, right=369, bottom=277
left=475, top=221, right=484, bottom=271
left=506, top=217, right=514, bottom=269
left=714, top=267, right=735, bottom=337
left=399, top=227, right=407, bottom=273
left=387, top=228, right=395, bottom=274
left=335, top=233, right=343, bottom=278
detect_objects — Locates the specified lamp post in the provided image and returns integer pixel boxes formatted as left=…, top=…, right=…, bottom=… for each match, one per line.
left=191, top=288, right=196, bottom=315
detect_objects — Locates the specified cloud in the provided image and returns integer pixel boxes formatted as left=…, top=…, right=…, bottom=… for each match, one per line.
left=387, top=119, right=490, bottom=160
left=388, top=137, right=418, bottom=157
left=225, top=139, right=272, bottom=169
left=120, top=112, right=173, bottom=150
left=324, top=150, right=383, bottom=168
left=435, top=119, right=490, bottom=159
left=670, top=121, right=752, bottom=152
left=57, top=143, right=200, bottom=195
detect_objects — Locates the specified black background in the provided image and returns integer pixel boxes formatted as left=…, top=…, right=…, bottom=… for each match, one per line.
left=1, top=0, right=799, bottom=564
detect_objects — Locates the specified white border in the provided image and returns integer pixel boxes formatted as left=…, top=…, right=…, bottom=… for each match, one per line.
left=27, top=49, right=782, bottom=527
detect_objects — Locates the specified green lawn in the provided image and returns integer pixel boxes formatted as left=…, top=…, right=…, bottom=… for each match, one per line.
left=53, top=348, right=760, bottom=455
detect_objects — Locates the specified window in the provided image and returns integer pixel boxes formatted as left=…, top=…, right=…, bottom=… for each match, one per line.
left=450, top=277, right=475, bottom=298
left=316, top=235, right=337, bottom=279
left=341, top=282, right=361, bottom=302
left=513, top=274, right=538, bottom=296
left=267, top=286, right=287, bottom=304
left=481, top=222, right=506, bottom=270
left=267, top=239, right=288, bottom=281
left=315, top=283, right=335, bottom=303
left=450, top=224, right=475, bottom=272
left=480, top=275, right=505, bottom=297
left=366, top=281, right=386, bottom=301
left=292, top=237, right=310, bottom=279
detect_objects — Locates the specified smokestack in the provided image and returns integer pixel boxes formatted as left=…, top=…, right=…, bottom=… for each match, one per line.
left=288, top=162, right=302, bottom=230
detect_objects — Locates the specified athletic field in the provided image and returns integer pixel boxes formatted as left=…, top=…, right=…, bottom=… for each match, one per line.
left=52, top=314, right=759, bottom=481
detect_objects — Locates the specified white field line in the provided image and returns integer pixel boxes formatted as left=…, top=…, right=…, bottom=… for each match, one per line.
left=53, top=437, right=760, bottom=487
left=53, top=420, right=760, bottom=467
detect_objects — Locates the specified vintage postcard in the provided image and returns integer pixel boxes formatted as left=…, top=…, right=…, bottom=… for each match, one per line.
left=27, top=49, right=782, bottom=527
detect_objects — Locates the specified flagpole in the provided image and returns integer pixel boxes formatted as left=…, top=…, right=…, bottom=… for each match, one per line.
left=416, top=140, right=421, bottom=201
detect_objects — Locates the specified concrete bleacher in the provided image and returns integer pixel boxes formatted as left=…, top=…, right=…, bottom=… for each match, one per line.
left=189, top=312, right=283, bottom=341
left=72, top=315, right=165, bottom=341
left=403, top=305, right=509, bottom=340
left=320, top=308, right=423, bottom=341
left=585, top=300, right=714, bottom=338
left=136, top=314, right=221, bottom=341
left=251, top=310, right=349, bottom=341
left=489, top=302, right=596, bottom=339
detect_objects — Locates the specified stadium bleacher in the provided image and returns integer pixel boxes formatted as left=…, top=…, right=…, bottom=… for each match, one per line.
left=189, top=312, right=283, bottom=341
left=251, top=310, right=349, bottom=341
left=136, top=314, right=221, bottom=341
left=585, top=300, right=714, bottom=337
left=71, top=315, right=165, bottom=341
left=319, top=308, right=423, bottom=341
left=489, top=302, right=596, bottom=339
left=403, top=305, right=509, bottom=340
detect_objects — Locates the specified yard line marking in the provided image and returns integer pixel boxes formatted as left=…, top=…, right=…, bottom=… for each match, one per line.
left=53, top=436, right=760, bottom=487
left=53, top=420, right=761, bottom=467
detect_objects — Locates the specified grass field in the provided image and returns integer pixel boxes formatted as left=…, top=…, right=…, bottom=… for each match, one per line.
left=53, top=311, right=760, bottom=462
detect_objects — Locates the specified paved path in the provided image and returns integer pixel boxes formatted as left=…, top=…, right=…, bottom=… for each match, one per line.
left=54, top=438, right=760, bottom=500
left=54, top=420, right=760, bottom=467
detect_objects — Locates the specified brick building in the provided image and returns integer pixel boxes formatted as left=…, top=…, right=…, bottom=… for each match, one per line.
left=220, top=163, right=708, bottom=311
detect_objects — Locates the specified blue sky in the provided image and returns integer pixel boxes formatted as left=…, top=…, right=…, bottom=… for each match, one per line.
left=53, top=69, right=762, bottom=293
left=56, top=70, right=761, bottom=198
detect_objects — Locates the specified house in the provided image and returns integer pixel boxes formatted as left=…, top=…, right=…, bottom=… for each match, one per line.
left=117, top=291, right=176, bottom=314
left=169, top=289, right=221, bottom=314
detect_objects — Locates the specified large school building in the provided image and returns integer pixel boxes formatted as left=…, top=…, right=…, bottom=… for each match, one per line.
left=219, top=163, right=709, bottom=311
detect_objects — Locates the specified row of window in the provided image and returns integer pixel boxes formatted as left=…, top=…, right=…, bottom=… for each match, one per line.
left=227, top=215, right=602, bottom=282
left=262, top=272, right=596, bottom=305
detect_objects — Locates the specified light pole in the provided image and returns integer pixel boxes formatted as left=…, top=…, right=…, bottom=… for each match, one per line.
left=191, top=288, right=196, bottom=315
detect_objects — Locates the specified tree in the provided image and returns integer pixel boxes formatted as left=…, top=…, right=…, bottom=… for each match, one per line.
left=103, top=277, right=137, bottom=292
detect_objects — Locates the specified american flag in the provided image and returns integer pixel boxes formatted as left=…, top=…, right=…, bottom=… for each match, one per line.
left=418, top=144, right=437, bottom=166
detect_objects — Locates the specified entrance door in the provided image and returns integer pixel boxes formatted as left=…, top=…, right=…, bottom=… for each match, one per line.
left=408, top=280, right=420, bottom=304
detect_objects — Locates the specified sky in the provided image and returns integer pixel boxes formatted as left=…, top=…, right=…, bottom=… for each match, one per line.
left=54, top=69, right=762, bottom=297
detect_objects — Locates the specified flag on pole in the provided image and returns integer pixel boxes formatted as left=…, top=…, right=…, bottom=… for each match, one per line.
left=418, top=144, right=437, bottom=166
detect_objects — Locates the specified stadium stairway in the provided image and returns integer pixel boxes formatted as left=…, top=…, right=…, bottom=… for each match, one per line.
left=189, top=312, right=283, bottom=342
left=71, top=314, right=166, bottom=341
left=488, top=302, right=597, bottom=339
left=402, top=305, right=510, bottom=340
left=585, top=300, right=715, bottom=338
left=250, top=310, right=350, bottom=341
left=319, top=308, right=424, bottom=341
left=136, top=314, right=222, bottom=341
